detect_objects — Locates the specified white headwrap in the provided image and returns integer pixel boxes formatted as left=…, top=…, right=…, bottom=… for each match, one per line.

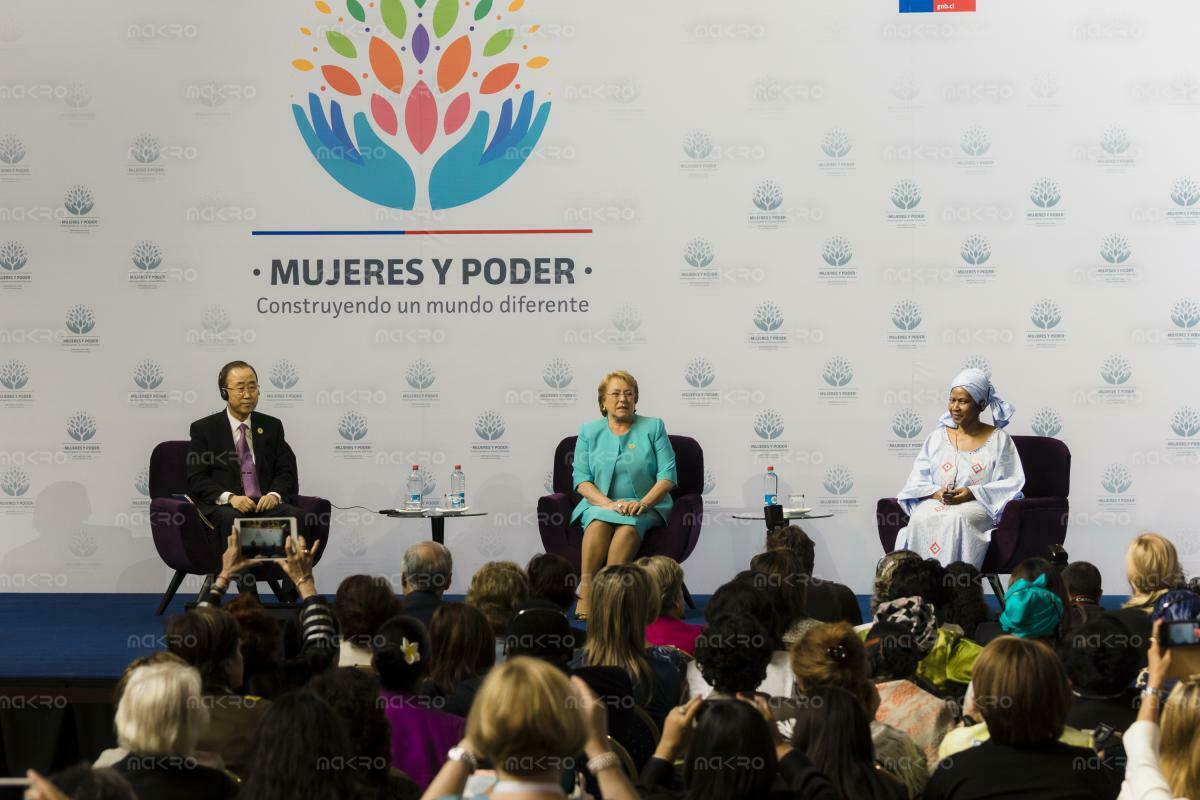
left=939, top=368, right=1014, bottom=429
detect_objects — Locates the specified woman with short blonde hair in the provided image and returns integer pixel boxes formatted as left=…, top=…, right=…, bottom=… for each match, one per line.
left=1124, top=532, right=1184, bottom=610
left=465, top=560, right=529, bottom=637
left=571, top=370, right=677, bottom=619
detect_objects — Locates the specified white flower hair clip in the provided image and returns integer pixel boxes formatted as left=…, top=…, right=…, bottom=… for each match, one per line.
left=401, top=637, right=421, bottom=666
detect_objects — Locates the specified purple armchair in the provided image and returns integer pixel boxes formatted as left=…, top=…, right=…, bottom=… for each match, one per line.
left=537, top=434, right=704, bottom=605
left=148, top=440, right=332, bottom=614
left=876, top=435, right=1071, bottom=595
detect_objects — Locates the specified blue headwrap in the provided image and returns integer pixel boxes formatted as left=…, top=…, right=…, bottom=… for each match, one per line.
left=999, top=574, right=1064, bottom=639
left=939, top=368, right=1014, bottom=429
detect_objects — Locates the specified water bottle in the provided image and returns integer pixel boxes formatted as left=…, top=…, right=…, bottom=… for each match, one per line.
left=763, top=466, right=779, bottom=506
left=450, top=464, right=466, bottom=509
left=406, top=464, right=423, bottom=510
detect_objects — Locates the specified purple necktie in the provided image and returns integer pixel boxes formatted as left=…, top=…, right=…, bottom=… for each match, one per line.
left=236, top=423, right=262, bottom=501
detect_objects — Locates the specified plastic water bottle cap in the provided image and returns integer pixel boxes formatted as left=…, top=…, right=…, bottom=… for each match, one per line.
left=455, top=464, right=461, bottom=469
left=411, top=464, right=419, bottom=469
left=767, top=466, right=774, bottom=471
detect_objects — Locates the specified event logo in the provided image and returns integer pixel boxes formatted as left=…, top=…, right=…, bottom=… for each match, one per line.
left=66, top=411, right=97, bottom=442
left=684, top=238, right=714, bottom=269
left=1170, top=297, right=1200, bottom=329
left=1101, top=464, right=1132, bottom=494
left=890, top=179, right=921, bottom=210
left=1100, top=126, right=1130, bottom=156
left=542, top=470, right=554, bottom=494
left=270, top=358, right=300, bottom=390
left=891, top=299, right=922, bottom=331
left=0, top=134, right=24, bottom=164
left=290, top=0, right=553, bottom=210
left=64, top=83, right=92, bottom=109
left=128, top=134, right=160, bottom=163
left=822, top=465, right=853, bottom=495
left=821, top=357, right=853, bottom=388
left=702, top=467, right=715, bottom=496
left=474, top=410, right=506, bottom=440
left=1170, top=176, right=1200, bottom=207
left=1029, top=177, right=1061, bottom=208
left=1030, top=407, right=1062, bottom=437
left=202, top=305, right=230, bottom=335
left=959, top=125, right=990, bottom=156
left=753, top=409, right=784, bottom=440
left=611, top=305, right=642, bottom=334
left=1, top=467, right=29, bottom=497
left=751, top=179, right=783, bottom=211
left=340, top=530, right=368, bottom=559
left=405, top=358, right=436, bottom=389
left=1171, top=407, right=1200, bottom=438
left=891, top=408, right=923, bottom=439
left=1101, top=355, right=1132, bottom=385
left=134, top=468, right=150, bottom=497
left=65, top=304, right=96, bottom=334
left=962, top=354, right=991, bottom=376
left=0, top=240, right=27, bottom=271
left=420, top=466, right=437, bottom=499
left=131, top=359, right=164, bottom=390
left=542, top=357, right=572, bottom=389
left=682, top=128, right=713, bottom=160
left=131, top=241, right=163, bottom=270
left=960, top=234, right=990, bottom=265
left=1030, top=299, right=1062, bottom=330
left=63, top=184, right=94, bottom=215
left=821, top=236, right=853, bottom=267
left=338, top=410, right=369, bottom=441
left=684, top=357, right=715, bottom=389
left=69, top=529, right=97, bottom=558
left=753, top=301, right=784, bottom=332
left=821, top=127, right=852, bottom=158
left=0, top=359, right=28, bottom=390
left=1100, top=233, right=1131, bottom=264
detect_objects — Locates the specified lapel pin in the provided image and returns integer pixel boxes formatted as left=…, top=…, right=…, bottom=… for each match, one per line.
left=627, top=442, right=636, bottom=449
left=256, top=427, right=264, bottom=435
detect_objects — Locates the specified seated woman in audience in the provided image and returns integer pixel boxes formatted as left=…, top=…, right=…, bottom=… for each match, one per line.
left=241, top=691, right=367, bottom=800
left=939, top=561, right=993, bottom=642
left=308, top=667, right=421, bottom=800
left=422, top=602, right=496, bottom=717
left=791, top=622, right=927, bottom=797
left=751, top=548, right=822, bottom=646
left=866, top=621, right=956, bottom=770
left=225, top=592, right=285, bottom=698
left=638, top=695, right=839, bottom=800
left=373, top=614, right=465, bottom=790
left=466, top=560, right=530, bottom=654
left=766, top=524, right=861, bottom=625
left=423, top=656, right=639, bottom=800
left=165, top=606, right=270, bottom=776
left=574, top=563, right=685, bottom=728
left=571, top=370, right=677, bottom=619
left=693, top=614, right=774, bottom=700
left=1122, top=533, right=1186, bottom=613
left=870, top=556, right=981, bottom=696
left=504, top=600, right=580, bottom=670
left=1058, top=614, right=1141, bottom=735
left=686, top=572, right=793, bottom=700
left=41, top=764, right=134, bottom=800
left=110, top=662, right=238, bottom=800
left=639, top=554, right=703, bottom=655
left=974, top=557, right=1069, bottom=645
left=1062, top=560, right=1106, bottom=631
left=792, top=686, right=907, bottom=800
left=894, top=368, right=1025, bottom=568
left=1119, top=619, right=1200, bottom=800
left=336, top=574, right=404, bottom=669
left=926, top=637, right=1118, bottom=799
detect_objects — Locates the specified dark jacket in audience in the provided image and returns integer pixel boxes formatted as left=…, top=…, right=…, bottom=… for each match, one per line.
left=922, top=740, right=1118, bottom=800
left=804, top=578, right=862, bottom=626
left=1065, top=688, right=1139, bottom=734
left=112, top=754, right=238, bottom=800
left=636, top=751, right=840, bottom=800
left=401, top=590, right=443, bottom=630
left=419, top=673, right=485, bottom=718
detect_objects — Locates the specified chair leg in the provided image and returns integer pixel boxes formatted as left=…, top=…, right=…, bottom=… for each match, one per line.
left=192, top=573, right=215, bottom=606
left=682, top=581, right=696, bottom=609
left=985, top=573, right=1005, bottom=604
left=156, top=570, right=187, bottom=615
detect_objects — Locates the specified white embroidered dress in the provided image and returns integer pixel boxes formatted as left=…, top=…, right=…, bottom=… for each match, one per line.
left=894, top=427, right=1025, bottom=567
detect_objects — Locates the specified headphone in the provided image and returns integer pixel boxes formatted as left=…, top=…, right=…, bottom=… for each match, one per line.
left=217, top=361, right=257, bottom=401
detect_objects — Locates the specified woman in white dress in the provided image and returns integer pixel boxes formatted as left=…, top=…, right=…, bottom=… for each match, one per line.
left=895, top=369, right=1025, bottom=568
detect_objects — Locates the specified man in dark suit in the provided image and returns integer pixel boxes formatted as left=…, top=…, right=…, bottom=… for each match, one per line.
left=187, top=361, right=307, bottom=541
left=400, top=541, right=452, bottom=628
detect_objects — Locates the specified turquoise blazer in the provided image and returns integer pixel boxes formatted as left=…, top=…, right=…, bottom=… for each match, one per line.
left=570, top=415, right=677, bottom=525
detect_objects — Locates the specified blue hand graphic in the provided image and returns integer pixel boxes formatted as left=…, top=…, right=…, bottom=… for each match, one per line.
left=293, top=92, right=416, bottom=210
left=429, top=90, right=551, bottom=210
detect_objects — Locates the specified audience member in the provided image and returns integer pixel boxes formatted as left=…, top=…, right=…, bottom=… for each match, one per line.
left=973, top=557, right=1069, bottom=645
left=422, top=602, right=496, bottom=717
left=336, top=574, right=404, bottom=669
left=401, top=541, right=453, bottom=628
left=225, top=592, right=286, bottom=698
left=45, top=764, right=134, bottom=800
left=939, top=562, right=992, bottom=642
left=526, top=552, right=578, bottom=611
left=1058, top=615, right=1140, bottom=734
left=1062, top=560, right=1105, bottom=630
left=751, top=548, right=821, bottom=646
left=766, top=525, right=861, bottom=624
left=792, top=686, right=907, bottom=800
left=639, top=555, right=703, bottom=655
left=504, top=600, right=580, bottom=669
left=1122, top=533, right=1185, bottom=613
left=466, top=560, right=530, bottom=648
left=693, top=614, right=774, bottom=698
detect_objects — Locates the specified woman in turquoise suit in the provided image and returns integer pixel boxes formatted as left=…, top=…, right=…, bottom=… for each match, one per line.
left=572, top=370, right=677, bottom=619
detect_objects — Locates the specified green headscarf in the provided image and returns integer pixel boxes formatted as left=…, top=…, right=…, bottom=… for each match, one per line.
left=999, top=573, right=1064, bottom=639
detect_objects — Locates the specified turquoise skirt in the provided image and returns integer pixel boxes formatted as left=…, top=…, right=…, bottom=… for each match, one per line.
left=579, top=455, right=663, bottom=538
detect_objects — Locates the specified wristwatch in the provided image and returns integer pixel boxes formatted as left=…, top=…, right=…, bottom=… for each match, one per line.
left=447, top=746, right=478, bottom=773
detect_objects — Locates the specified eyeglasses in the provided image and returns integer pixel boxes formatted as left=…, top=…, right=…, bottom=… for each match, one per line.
left=606, top=390, right=635, bottom=399
left=226, top=383, right=259, bottom=395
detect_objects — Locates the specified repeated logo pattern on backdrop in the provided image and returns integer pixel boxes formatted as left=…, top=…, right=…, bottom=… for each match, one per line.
left=2, top=3, right=1200, bottom=594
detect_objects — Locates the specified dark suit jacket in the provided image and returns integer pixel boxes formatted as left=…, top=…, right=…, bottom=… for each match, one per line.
left=806, top=578, right=863, bottom=626
left=187, top=410, right=298, bottom=515
left=401, top=590, right=443, bottom=630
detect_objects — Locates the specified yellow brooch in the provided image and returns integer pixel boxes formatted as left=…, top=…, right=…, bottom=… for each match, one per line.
left=256, top=427, right=264, bottom=435
left=401, top=637, right=421, bottom=665
left=627, top=442, right=636, bottom=449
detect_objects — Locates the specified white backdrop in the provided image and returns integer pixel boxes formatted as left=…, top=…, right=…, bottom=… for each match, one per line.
left=1, top=0, right=1199, bottom=596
